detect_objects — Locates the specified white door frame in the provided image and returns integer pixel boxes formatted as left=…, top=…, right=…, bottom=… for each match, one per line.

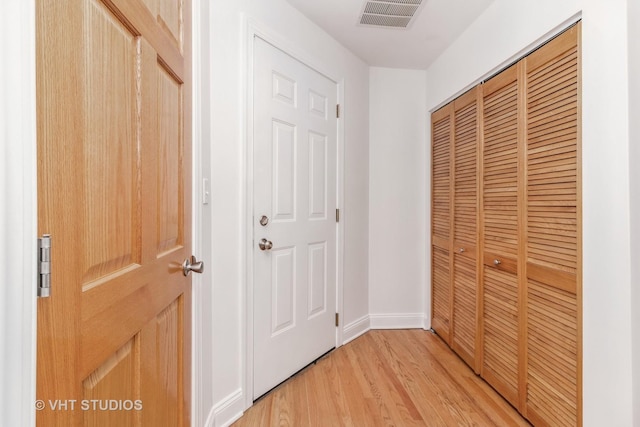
left=0, top=1, right=37, bottom=426
left=242, top=17, right=345, bottom=410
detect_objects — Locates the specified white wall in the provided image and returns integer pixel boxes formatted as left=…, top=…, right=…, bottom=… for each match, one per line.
left=425, top=0, right=633, bottom=424
left=208, top=0, right=369, bottom=424
left=0, top=1, right=37, bottom=427
left=368, top=67, right=427, bottom=329
left=628, top=0, right=640, bottom=423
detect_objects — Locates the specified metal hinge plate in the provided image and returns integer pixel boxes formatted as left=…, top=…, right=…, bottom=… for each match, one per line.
left=336, top=104, right=340, bottom=119
left=38, top=234, right=51, bottom=298
left=335, top=313, right=339, bottom=327
left=336, top=208, right=340, bottom=223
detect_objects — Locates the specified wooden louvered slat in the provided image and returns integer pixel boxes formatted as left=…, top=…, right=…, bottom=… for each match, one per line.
left=432, top=246, right=450, bottom=339
left=526, top=29, right=578, bottom=274
left=452, top=254, right=476, bottom=367
left=482, top=267, right=519, bottom=407
left=483, top=73, right=519, bottom=259
left=527, top=280, right=578, bottom=427
left=454, top=98, right=477, bottom=247
left=432, top=111, right=451, bottom=243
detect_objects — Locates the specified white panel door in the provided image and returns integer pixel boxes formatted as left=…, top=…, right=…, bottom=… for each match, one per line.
left=253, top=37, right=337, bottom=399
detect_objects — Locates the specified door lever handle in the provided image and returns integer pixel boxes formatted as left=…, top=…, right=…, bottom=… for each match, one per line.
left=182, top=255, right=205, bottom=276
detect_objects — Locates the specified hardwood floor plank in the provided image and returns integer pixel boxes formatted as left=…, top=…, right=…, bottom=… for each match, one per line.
left=233, top=330, right=529, bottom=426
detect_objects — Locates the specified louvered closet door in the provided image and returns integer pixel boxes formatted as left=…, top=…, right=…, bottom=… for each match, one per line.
left=451, top=88, right=480, bottom=369
left=524, top=24, right=581, bottom=427
left=431, top=105, right=453, bottom=342
left=481, top=64, right=521, bottom=407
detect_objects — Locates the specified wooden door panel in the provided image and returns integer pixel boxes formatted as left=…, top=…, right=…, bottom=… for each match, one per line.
left=481, top=64, right=521, bottom=408
left=527, top=280, right=578, bottom=427
left=140, top=299, right=182, bottom=426
left=483, top=267, right=519, bottom=406
left=157, top=0, right=182, bottom=50
left=525, top=24, right=580, bottom=426
left=452, top=254, right=476, bottom=366
left=483, top=71, right=519, bottom=259
left=141, top=0, right=183, bottom=51
left=82, top=339, right=138, bottom=426
left=451, top=88, right=479, bottom=369
left=431, top=246, right=450, bottom=339
left=83, top=0, right=141, bottom=284
left=158, top=62, right=184, bottom=254
left=104, top=0, right=184, bottom=75
left=432, top=110, right=451, bottom=244
left=431, top=106, right=452, bottom=342
left=36, top=0, right=191, bottom=424
left=526, top=36, right=579, bottom=275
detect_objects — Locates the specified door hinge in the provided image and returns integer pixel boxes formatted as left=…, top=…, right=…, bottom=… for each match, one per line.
left=38, top=234, right=52, bottom=298
left=335, top=313, right=339, bottom=327
left=336, top=208, right=340, bottom=223
left=336, top=104, right=340, bottom=119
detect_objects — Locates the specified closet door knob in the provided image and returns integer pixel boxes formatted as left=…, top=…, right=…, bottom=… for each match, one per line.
left=493, top=259, right=501, bottom=266
left=459, top=248, right=465, bottom=253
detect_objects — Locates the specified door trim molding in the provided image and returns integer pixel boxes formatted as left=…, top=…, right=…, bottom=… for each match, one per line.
left=0, top=1, right=37, bottom=426
left=191, top=0, right=210, bottom=426
left=242, top=16, right=346, bottom=411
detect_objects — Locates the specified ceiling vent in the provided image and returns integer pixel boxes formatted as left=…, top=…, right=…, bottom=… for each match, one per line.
left=359, top=0, right=424, bottom=29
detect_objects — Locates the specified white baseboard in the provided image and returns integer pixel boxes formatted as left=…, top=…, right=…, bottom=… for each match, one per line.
left=342, top=314, right=371, bottom=344
left=212, top=389, right=245, bottom=427
left=422, top=315, right=431, bottom=330
left=369, top=313, right=426, bottom=329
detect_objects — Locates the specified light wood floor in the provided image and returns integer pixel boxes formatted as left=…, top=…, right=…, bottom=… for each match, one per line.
left=233, top=329, right=530, bottom=426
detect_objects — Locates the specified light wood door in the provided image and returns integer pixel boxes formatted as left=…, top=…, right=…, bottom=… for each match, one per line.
left=481, top=63, right=522, bottom=408
left=36, top=0, right=192, bottom=425
left=451, top=88, right=480, bottom=371
left=524, top=24, right=581, bottom=427
left=431, top=105, right=453, bottom=343
left=252, top=38, right=338, bottom=399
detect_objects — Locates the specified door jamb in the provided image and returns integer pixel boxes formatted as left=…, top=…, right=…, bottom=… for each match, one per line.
left=242, top=16, right=346, bottom=410
left=0, top=1, right=37, bottom=426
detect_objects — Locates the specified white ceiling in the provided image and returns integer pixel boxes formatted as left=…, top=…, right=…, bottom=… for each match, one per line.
left=284, top=0, right=496, bottom=69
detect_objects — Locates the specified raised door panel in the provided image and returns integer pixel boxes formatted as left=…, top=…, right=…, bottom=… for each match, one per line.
left=157, top=62, right=184, bottom=255
left=525, top=24, right=581, bottom=427
left=481, top=64, right=521, bottom=407
left=82, top=339, right=138, bottom=425
left=431, top=106, right=452, bottom=341
left=451, top=89, right=479, bottom=369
